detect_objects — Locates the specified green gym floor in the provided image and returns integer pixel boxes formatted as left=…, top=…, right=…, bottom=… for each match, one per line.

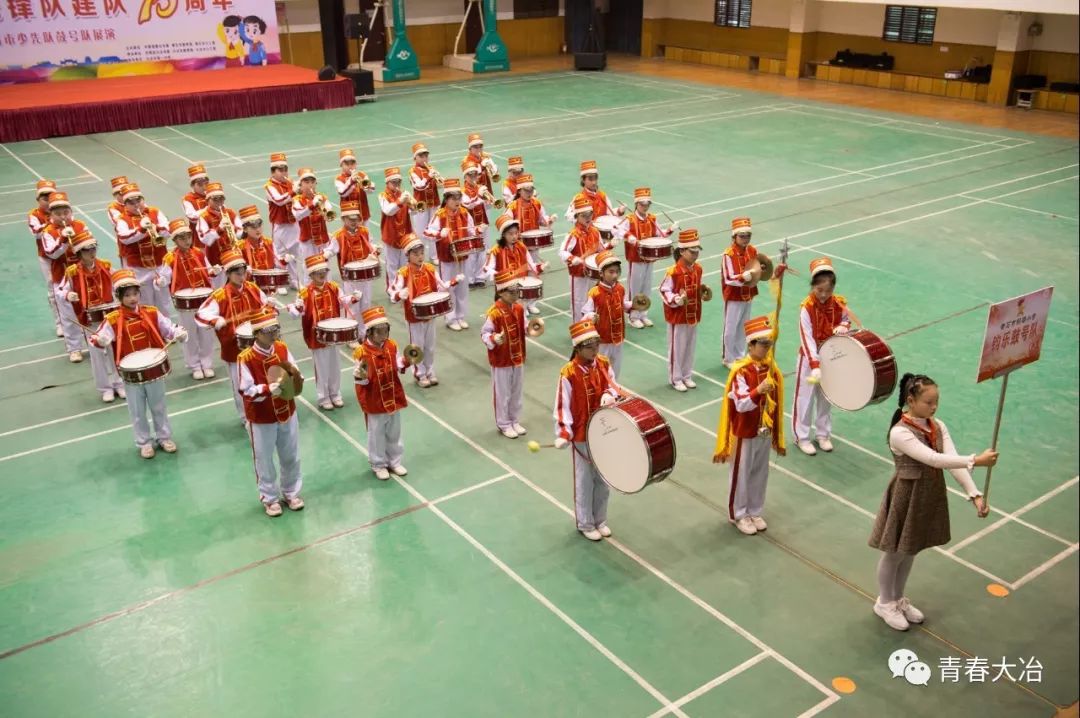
left=0, top=69, right=1077, bottom=717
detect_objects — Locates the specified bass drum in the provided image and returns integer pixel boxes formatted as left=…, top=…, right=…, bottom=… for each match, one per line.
left=818, top=330, right=897, bottom=411
left=587, top=396, right=676, bottom=494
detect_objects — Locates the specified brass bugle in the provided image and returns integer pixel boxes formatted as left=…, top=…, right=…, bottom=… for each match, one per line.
left=220, top=206, right=238, bottom=247
left=428, top=167, right=445, bottom=186
left=360, top=175, right=374, bottom=190
left=403, top=343, right=424, bottom=364
left=700, top=285, right=713, bottom=302
left=409, top=199, right=427, bottom=212
left=526, top=317, right=545, bottom=337
left=482, top=189, right=505, bottom=210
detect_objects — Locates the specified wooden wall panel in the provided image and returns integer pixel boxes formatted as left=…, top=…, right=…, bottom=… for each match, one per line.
left=808, top=32, right=995, bottom=78
left=647, top=18, right=788, bottom=58
left=1026, top=51, right=1080, bottom=85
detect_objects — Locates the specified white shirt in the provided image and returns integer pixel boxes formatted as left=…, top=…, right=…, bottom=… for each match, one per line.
left=889, top=417, right=981, bottom=497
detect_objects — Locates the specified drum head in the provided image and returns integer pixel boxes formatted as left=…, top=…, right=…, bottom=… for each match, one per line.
left=414, top=291, right=450, bottom=305
left=521, top=229, right=551, bottom=238
left=818, top=335, right=875, bottom=411
left=585, top=255, right=600, bottom=272
left=519, top=277, right=542, bottom=289
left=638, top=238, right=671, bottom=249
left=119, top=347, right=166, bottom=370
left=318, top=318, right=359, bottom=330
left=236, top=321, right=253, bottom=339
left=173, top=288, right=210, bottom=298
left=593, top=215, right=620, bottom=232
left=587, top=406, right=650, bottom=494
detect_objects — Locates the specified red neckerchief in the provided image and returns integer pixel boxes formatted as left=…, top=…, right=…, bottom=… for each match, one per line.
left=901, top=415, right=937, bottom=448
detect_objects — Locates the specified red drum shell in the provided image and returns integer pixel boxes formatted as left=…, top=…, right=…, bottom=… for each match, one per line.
left=586, top=396, right=677, bottom=494
left=341, top=259, right=381, bottom=282
left=314, top=319, right=360, bottom=345
left=236, top=321, right=255, bottom=350
left=637, top=237, right=673, bottom=262
left=582, top=254, right=602, bottom=280
left=85, top=302, right=118, bottom=324
left=171, top=289, right=212, bottom=312
left=520, top=229, right=554, bottom=249
left=450, top=235, right=485, bottom=259
left=411, top=291, right=453, bottom=320
left=517, top=277, right=543, bottom=300
left=117, top=349, right=171, bottom=384
left=251, top=269, right=289, bottom=290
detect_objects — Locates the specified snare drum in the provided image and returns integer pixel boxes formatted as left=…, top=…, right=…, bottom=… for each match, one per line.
left=518, top=276, right=543, bottom=300
left=587, top=396, right=677, bottom=494
left=236, top=321, right=254, bottom=350
left=341, top=258, right=381, bottom=282
left=593, top=215, right=621, bottom=240
left=411, top=291, right=453, bottom=320
left=583, top=253, right=602, bottom=280
left=520, top=228, right=554, bottom=250
left=817, top=330, right=897, bottom=412
left=251, top=268, right=289, bottom=291
left=315, top=317, right=360, bottom=345
left=117, top=348, right=170, bottom=384
left=450, top=235, right=486, bottom=259
left=85, top=302, right=118, bottom=324
left=171, top=287, right=212, bottom=312
left=637, top=237, right=673, bottom=262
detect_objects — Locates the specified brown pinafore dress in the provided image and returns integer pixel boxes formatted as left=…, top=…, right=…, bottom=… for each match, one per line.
left=868, top=419, right=951, bottom=554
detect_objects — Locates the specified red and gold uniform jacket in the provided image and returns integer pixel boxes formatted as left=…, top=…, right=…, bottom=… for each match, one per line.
left=62, top=259, right=113, bottom=326
left=554, top=355, right=619, bottom=443
left=482, top=300, right=526, bottom=369
left=721, top=243, right=759, bottom=303
left=352, top=338, right=408, bottom=415
left=238, top=341, right=297, bottom=424
left=661, top=262, right=704, bottom=326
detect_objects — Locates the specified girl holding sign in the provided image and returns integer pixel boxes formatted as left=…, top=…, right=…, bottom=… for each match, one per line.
left=868, top=373, right=998, bottom=631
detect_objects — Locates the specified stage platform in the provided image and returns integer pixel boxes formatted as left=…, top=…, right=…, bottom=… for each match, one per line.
left=0, top=65, right=357, bottom=143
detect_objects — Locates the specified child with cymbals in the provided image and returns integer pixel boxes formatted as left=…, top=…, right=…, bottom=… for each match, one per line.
left=712, top=315, right=785, bottom=536
left=483, top=214, right=545, bottom=315
left=616, top=187, right=676, bottom=329
left=237, top=308, right=305, bottom=517
left=580, top=250, right=632, bottom=379
left=157, top=218, right=219, bottom=380
left=424, top=178, right=476, bottom=331
left=482, top=269, right=529, bottom=439
left=352, top=305, right=413, bottom=481
left=722, top=216, right=761, bottom=367
left=660, top=229, right=707, bottom=392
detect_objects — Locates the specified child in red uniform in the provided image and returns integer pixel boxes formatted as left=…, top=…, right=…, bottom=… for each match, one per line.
left=195, top=182, right=242, bottom=289
left=288, top=254, right=362, bottom=410
left=505, top=174, right=557, bottom=316
left=114, top=183, right=172, bottom=313
left=264, top=152, right=301, bottom=290
left=615, top=187, right=676, bottom=330
left=378, top=167, right=414, bottom=285
left=238, top=204, right=291, bottom=296
left=182, top=164, right=210, bottom=242
left=560, top=195, right=613, bottom=322
left=90, top=269, right=188, bottom=459
left=352, top=305, right=416, bottom=480
left=327, top=199, right=379, bottom=315
left=461, top=163, right=493, bottom=287
left=580, top=250, right=632, bottom=379
left=388, top=235, right=463, bottom=388
left=40, top=191, right=88, bottom=361
left=482, top=214, right=544, bottom=296
left=28, top=179, right=62, bottom=335
left=713, top=315, right=785, bottom=536
left=564, top=160, right=623, bottom=221
left=501, top=155, right=525, bottom=204
left=334, top=148, right=374, bottom=224
left=409, top=143, right=440, bottom=258
left=292, top=167, right=334, bottom=264
left=722, top=216, right=762, bottom=367
left=660, top=230, right=708, bottom=392
left=481, top=269, right=528, bottom=439
left=157, top=218, right=219, bottom=380
left=553, top=319, right=622, bottom=541
left=423, top=178, right=476, bottom=331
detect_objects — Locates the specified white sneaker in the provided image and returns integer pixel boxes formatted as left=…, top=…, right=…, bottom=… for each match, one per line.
left=723, top=360, right=733, bottom=369
left=459, top=319, right=469, bottom=329
left=447, top=321, right=462, bottom=331
left=897, top=597, right=925, bottom=624
left=139, top=444, right=156, bottom=459
left=735, top=516, right=757, bottom=535
left=598, top=524, right=612, bottom=538
left=512, top=423, right=527, bottom=435
left=528, top=306, right=541, bottom=315
left=672, top=381, right=688, bottom=392
left=102, top=390, right=115, bottom=403
left=797, top=441, right=818, bottom=456
left=629, top=319, right=644, bottom=329
left=417, top=377, right=431, bottom=388
left=390, top=465, right=408, bottom=476
left=501, top=427, right=519, bottom=439
left=69, top=351, right=83, bottom=363
left=818, top=437, right=834, bottom=452
left=581, top=529, right=603, bottom=542
left=319, top=401, right=334, bottom=410
left=641, top=317, right=654, bottom=327
left=192, top=368, right=204, bottom=380
left=684, top=378, right=697, bottom=389
left=373, top=467, right=391, bottom=480
left=159, top=439, right=177, bottom=453
left=332, top=397, right=344, bottom=408
left=428, top=375, right=439, bottom=386
left=116, top=386, right=126, bottom=399
left=203, top=368, right=215, bottom=378
left=751, top=516, right=768, bottom=531
left=276, top=287, right=288, bottom=295
left=874, top=599, right=910, bottom=631
left=55, top=324, right=63, bottom=337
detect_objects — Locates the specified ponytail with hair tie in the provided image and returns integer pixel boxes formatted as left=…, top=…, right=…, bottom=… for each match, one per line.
left=887, top=372, right=937, bottom=441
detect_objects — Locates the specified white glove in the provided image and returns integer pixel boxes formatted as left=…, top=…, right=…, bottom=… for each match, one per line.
left=61, top=226, right=76, bottom=239
left=323, top=249, right=334, bottom=260
left=833, top=325, right=849, bottom=336
left=477, top=224, right=488, bottom=234
left=401, top=191, right=412, bottom=202
left=493, top=332, right=505, bottom=346
left=809, top=367, right=822, bottom=384
left=554, top=437, right=569, bottom=450
left=600, top=393, right=616, bottom=407
left=269, top=381, right=282, bottom=397
left=547, top=214, right=557, bottom=225
left=674, top=293, right=686, bottom=307
left=571, top=257, right=583, bottom=267
left=439, top=227, right=450, bottom=238
left=669, top=222, right=681, bottom=232
left=454, top=273, right=465, bottom=283
left=153, top=276, right=166, bottom=289
left=66, top=291, right=79, bottom=303
left=173, top=327, right=189, bottom=343
left=626, top=235, right=638, bottom=245
left=351, top=290, right=363, bottom=302
left=287, top=303, right=302, bottom=318
left=398, top=287, right=411, bottom=300
left=209, top=265, right=222, bottom=276
left=92, top=333, right=111, bottom=348
left=140, top=217, right=153, bottom=230
left=214, top=317, right=227, bottom=330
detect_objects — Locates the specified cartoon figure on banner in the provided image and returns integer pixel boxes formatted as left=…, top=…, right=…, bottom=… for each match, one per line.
left=218, top=15, right=244, bottom=67
left=240, top=15, right=268, bottom=65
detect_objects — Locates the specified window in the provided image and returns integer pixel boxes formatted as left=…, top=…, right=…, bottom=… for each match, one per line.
left=715, top=0, right=752, bottom=29
left=882, top=6, right=937, bottom=45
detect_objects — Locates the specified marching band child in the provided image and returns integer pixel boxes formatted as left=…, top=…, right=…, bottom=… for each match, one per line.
left=326, top=199, right=379, bottom=314
left=264, top=152, right=301, bottom=290
left=334, top=148, right=374, bottom=224
left=90, top=269, right=188, bottom=459
left=56, top=231, right=125, bottom=402
left=288, top=254, right=362, bottom=410
left=424, top=178, right=476, bottom=331
left=182, top=164, right=210, bottom=241
left=616, top=187, right=676, bottom=329
left=196, top=182, right=242, bottom=289
left=28, top=179, right=62, bottom=335
left=388, top=235, right=464, bottom=388
left=157, top=219, right=219, bottom=380
left=869, top=373, right=995, bottom=631
left=238, top=204, right=291, bottom=295
left=793, top=257, right=853, bottom=456
left=114, top=183, right=172, bottom=314
left=506, top=174, right=557, bottom=316
left=502, top=155, right=525, bottom=204
left=106, top=176, right=128, bottom=227
left=554, top=319, right=622, bottom=541
left=379, top=167, right=414, bottom=284
left=560, top=195, right=613, bottom=322
left=237, top=307, right=306, bottom=517
left=661, top=230, right=706, bottom=392
left=461, top=163, right=493, bottom=287
left=352, top=305, right=414, bottom=481
left=463, top=133, right=498, bottom=194
left=292, top=168, right=334, bottom=263
left=712, top=315, right=785, bottom=536
left=564, top=160, right=624, bottom=221
left=482, top=269, right=528, bottom=439
left=409, top=143, right=440, bottom=259
left=483, top=214, right=545, bottom=315
left=40, top=191, right=87, bottom=361
left=580, top=250, right=632, bottom=379
left=722, top=216, right=761, bottom=366
left=196, top=249, right=275, bottom=422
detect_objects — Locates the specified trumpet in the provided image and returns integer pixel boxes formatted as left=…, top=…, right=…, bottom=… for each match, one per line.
left=354, top=171, right=374, bottom=190
left=481, top=189, right=505, bottom=210
left=526, top=317, right=545, bottom=337
left=481, top=152, right=501, bottom=184
left=428, top=167, right=445, bottom=187
left=312, top=194, right=337, bottom=222
left=136, top=210, right=166, bottom=247
left=408, top=197, right=428, bottom=213
left=402, top=343, right=424, bottom=365
left=700, top=284, right=713, bottom=302
left=220, top=207, right=238, bottom=248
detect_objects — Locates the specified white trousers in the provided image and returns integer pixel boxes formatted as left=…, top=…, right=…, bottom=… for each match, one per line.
left=226, top=361, right=245, bottom=421
left=723, top=299, right=752, bottom=365
left=626, top=261, right=654, bottom=323
left=728, top=432, right=771, bottom=521
left=342, top=279, right=373, bottom=319
left=57, top=296, right=86, bottom=353
left=526, top=249, right=542, bottom=312
left=272, top=222, right=301, bottom=288
left=250, top=413, right=302, bottom=503
left=176, top=311, right=215, bottom=372
left=468, top=223, right=489, bottom=283
left=39, top=256, right=59, bottom=325
left=124, top=378, right=171, bottom=448
left=792, top=351, right=832, bottom=443
left=410, top=208, right=435, bottom=259
left=366, top=411, right=404, bottom=470
left=438, top=260, right=468, bottom=324
left=130, top=266, right=173, bottom=318
left=383, top=246, right=405, bottom=291
left=407, top=320, right=436, bottom=381
left=667, top=324, right=697, bottom=385
left=568, top=275, right=592, bottom=322
left=573, top=442, right=609, bottom=531
left=312, top=346, right=342, bottom=403
left=492, top=365, right=524, bottom=430
left=599, top=343, right=623, bottom=379
left=88, top=340, right=123, bottom=394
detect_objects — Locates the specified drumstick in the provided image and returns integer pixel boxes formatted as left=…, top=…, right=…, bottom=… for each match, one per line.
left=526, top=441, right=557, bottom=453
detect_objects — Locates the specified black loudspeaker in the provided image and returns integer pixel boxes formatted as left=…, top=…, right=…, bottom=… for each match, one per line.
left=344, top=13, right=368, bottom=40
left=574, top=52, right=606, bottom=70
left=317, top=65, right=336, bottom=81
left=339, top=68, right=375, bottom=101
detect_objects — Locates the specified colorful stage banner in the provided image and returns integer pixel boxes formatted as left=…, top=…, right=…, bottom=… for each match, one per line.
left=0, top=0, right=280, bottom=83
left=976, top=286, right=1054, bottom=382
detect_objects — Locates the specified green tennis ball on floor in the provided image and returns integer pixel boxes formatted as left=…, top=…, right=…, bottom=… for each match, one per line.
left=527, top=440, right=540, bottom=453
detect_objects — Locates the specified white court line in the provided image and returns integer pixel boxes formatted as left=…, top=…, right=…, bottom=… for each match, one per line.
left=42, top=139, right=101, bottom=181
left=781, top=102, right=1015, bottom=141
left=101, top=143, right=168, bottom=184
left=128, top=129, right=194, bottom=165
left=677, top=398, right=723, bottom=417
left=1011, top=544, right=1080, bottom=589
left=0, top=352, right=71, bottom=371
left=383, top=121, right=435, bottom=138
left=646, top=651, right=772, bottom=718
left=0, top=174, right=90, bottom=192
left=802, top=160, right=876, bottom=178
left=303, top=391, right=688, bottom=718
left=781, top=107, right=988, bottom=144
left=166, top=126, right=242, bottom=163
left=947, top=476, right=1079, bottom=555
left=958, top=195, right=1079, bottom=222
left=0, top=338, right=59, bottom=355
left=430, top=473, right=513, bottom=505
left=0, top=178, right=99, bottom=196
